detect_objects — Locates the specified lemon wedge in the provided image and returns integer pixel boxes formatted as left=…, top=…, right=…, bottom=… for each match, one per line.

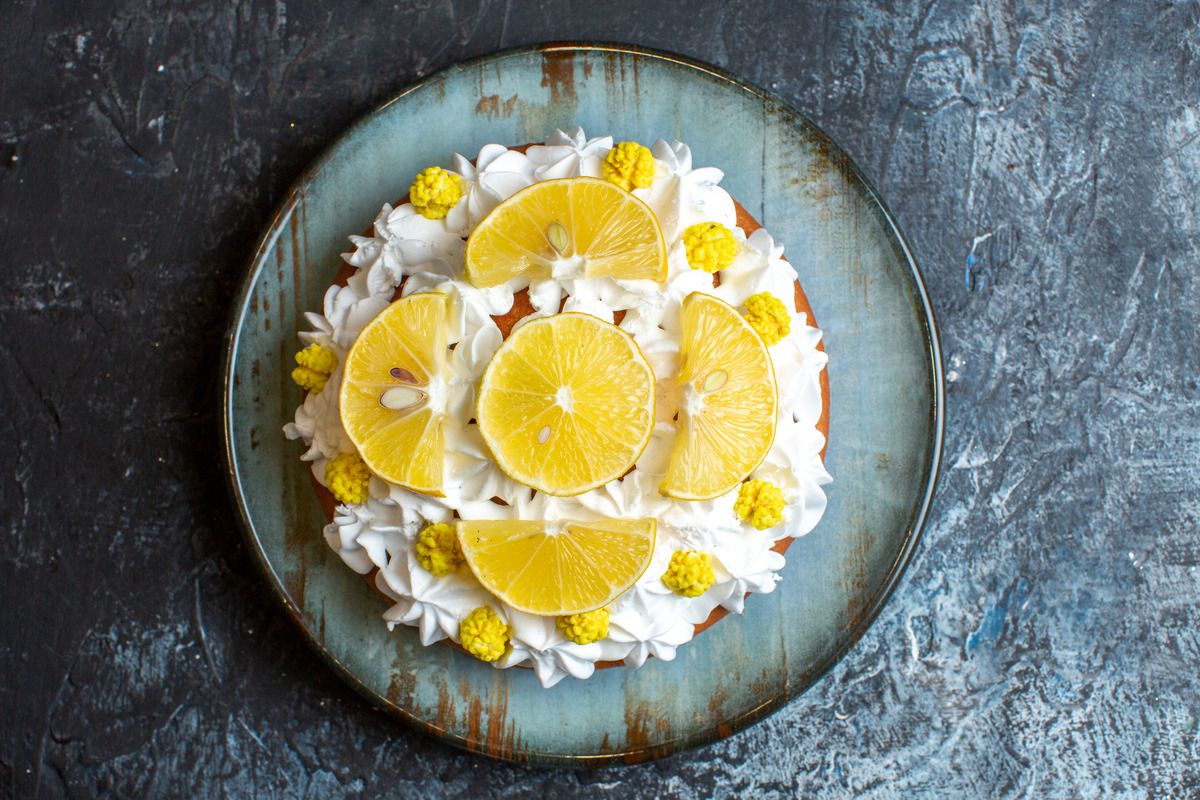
left=659, top=292, right=778, bottom=500
left=464, top=176, right=667, bottom=287
left=458, top=518, right=656, bottom=616
left=338, top=293, right=448, bottom=495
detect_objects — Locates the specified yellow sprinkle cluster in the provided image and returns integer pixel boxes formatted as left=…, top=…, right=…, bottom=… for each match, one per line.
left=743, top=291, right=791, bottom=345
left=682, top=222, right=737, bottom=273
left=459, top=606, right=511, bottom=662
left=734, top=479, right=785, bottom=530
left=557, top=608, right=609, bottom=645
left=291, top=344, right=338, bottom=392
left=410, top=166, right=465, bottom=219
left=415, top=522, right=464, bottom=577
left=602, top=141, right=656, bottom=191
left=325, top=451, right=371, bottom=505
left=662, top=551, right=715, bottom=598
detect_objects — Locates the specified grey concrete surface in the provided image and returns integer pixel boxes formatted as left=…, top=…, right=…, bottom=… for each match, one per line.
left=2, top=1, right=1198, bottom=796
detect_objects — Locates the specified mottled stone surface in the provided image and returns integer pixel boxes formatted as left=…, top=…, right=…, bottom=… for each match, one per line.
left=2, top=1, right=1198, bottom=797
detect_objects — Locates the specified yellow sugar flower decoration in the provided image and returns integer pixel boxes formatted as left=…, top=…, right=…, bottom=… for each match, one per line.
left=325, top=451, right=371, bottom=505
left=662, top=550, right=715, bottom=598
left=459, top=606, right=511, bottom=662
left=292, top=343, right=338, bottom=392
left=682, top=222, right=737, bottom=273
left=557, top=608, right=609, bottom=645
left=734, top=479, right=785, bottom=530
left=415, top=522, right=464, bottom=577
left=410, top=166, right=465, bottom=219
left=743, top=292, right=791, bottom=345
left=602, top=141, right=656, bottom=191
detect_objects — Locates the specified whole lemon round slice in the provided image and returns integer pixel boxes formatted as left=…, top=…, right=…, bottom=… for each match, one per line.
left=458, top=518, right=656, bottom=616
left=338, top=293, right=448, bottom=495
left=659, top=292, right=778, bottom=500
left=476, top=312, right=655, bottom=496
left=465, top=176, right=667, bottom=287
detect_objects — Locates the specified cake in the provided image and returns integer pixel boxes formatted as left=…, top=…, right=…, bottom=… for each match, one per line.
left=284, top=127, right=831, bottom=687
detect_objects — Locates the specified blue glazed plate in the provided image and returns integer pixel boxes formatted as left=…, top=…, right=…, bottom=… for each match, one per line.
left=222, top=43, right=943, bottom=766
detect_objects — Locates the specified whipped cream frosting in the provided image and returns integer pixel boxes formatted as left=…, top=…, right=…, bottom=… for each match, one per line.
left=284, top=127, right=831, bottom=687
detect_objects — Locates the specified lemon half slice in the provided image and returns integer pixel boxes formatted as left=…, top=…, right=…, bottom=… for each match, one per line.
left=465, top=176, right=667, bottom=287
left=458, top=518, right=656, bottom=616
left=659, top=292, right=778, bottom=500
left=338, top=293, right=448, bottom=495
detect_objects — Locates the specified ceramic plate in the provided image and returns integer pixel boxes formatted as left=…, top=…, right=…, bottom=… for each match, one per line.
left=223, top=43, right=943, bottom=766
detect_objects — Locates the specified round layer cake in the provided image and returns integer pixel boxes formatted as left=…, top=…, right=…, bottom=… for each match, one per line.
left=284, top=127, right=831, bottom=687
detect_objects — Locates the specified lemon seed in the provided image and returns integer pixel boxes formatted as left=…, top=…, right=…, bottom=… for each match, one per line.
left=390, top=367, right=419, bottom=383
left=380, top=386, right=424, bottom=410
left=547, top=221, right=569, bottom=254
left=701, top=369, right=728, bottom=393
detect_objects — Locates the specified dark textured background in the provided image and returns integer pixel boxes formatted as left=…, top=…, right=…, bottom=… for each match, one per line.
left=3, top=0, right=1199, bottom=796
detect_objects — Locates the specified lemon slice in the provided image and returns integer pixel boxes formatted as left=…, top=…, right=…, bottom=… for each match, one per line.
left=476, top=312, right=655, bottom=496
left=338, top=293, right=448, bottom=495
left=458, top=518, right=656, bottom=616
left=659, top=292, right=778, bottom=500
left=464, top=176, right=667, bottom=287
